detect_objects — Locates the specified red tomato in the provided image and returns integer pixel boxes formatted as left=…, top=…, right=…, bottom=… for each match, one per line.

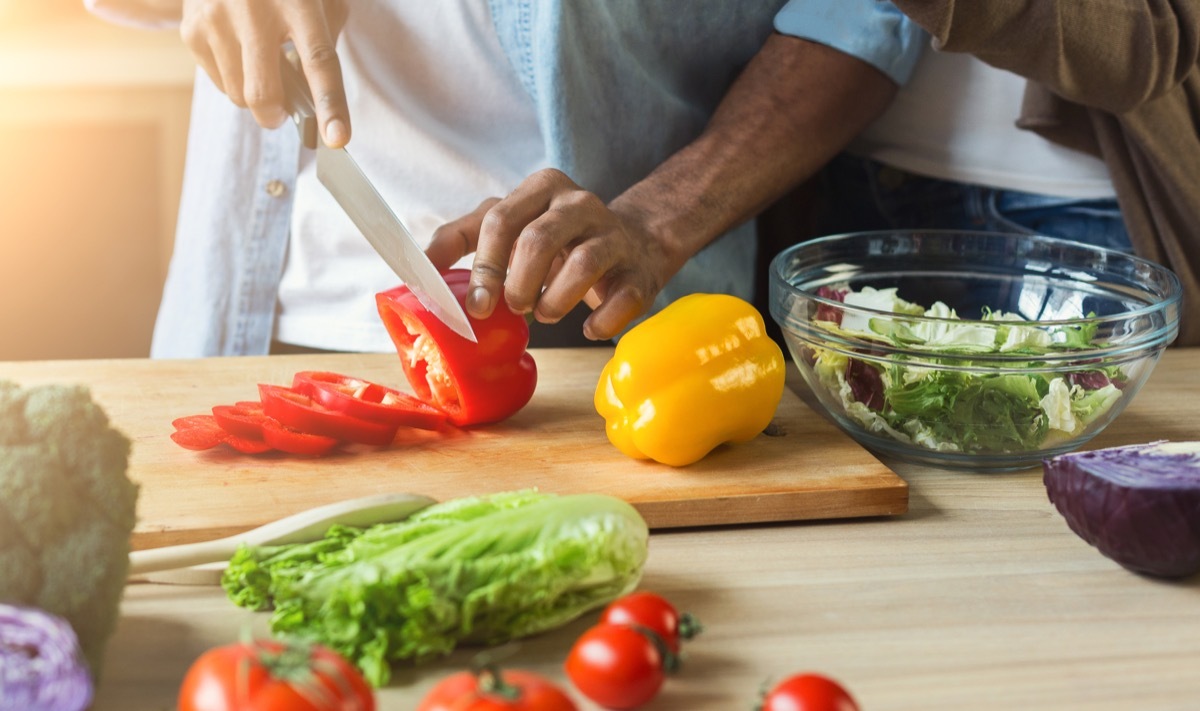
left=376, top=269, right=537, bottom=427
left=417, top=668, right=577, bottom=711
left=760, top=673, right=860, bottom=711
left=599, top=592, right=701, bottom=653
left=171, top=414, right=272, bottom=454
left=177, top=640, right=375, bottom=711
left=565, top=624, right=667, bottom=709
left=292, top=371, right=448, bottom=431
left=258, top=383, right=398, bottom=446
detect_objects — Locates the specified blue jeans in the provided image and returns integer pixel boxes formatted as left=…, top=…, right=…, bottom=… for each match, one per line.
left=814, top=154, right=1134, bottom=253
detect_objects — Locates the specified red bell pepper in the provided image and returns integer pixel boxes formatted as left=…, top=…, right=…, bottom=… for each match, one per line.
left=258, top=384, right=399, bottom=446
left=376, top=269, right=537, bottom=427
left=170, top=414, right=273, bottom=454
left=291, top=371, right=447, bottom=431
left=214, top=401, right=340, bottom=456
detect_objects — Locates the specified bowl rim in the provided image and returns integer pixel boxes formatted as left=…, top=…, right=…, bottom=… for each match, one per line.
left=768, top=229, right=1184, bottom=328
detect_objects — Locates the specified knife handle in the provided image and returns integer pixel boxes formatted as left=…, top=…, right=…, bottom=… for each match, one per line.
left=280, top=46, right=319, bottom=150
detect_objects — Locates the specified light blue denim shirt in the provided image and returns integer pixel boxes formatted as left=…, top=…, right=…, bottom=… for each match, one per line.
left=151, top=0, right=923, bottom=358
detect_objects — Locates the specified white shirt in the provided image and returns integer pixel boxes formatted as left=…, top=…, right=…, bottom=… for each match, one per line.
left=275, top=1, right=547, bottom=352
left=850, top=49, right=1116, bottom=199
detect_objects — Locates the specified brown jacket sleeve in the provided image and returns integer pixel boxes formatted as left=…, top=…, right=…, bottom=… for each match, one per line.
left=888, top=0, right=1200, bottom=113
left=889, top=1, right=1200, bottom=345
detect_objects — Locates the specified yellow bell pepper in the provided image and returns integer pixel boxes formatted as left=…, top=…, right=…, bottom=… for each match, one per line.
left=594, top=293, right=786, bottom=467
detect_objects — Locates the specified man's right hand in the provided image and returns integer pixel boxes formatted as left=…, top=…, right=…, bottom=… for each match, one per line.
left=180, top=0, right=351, bottom=147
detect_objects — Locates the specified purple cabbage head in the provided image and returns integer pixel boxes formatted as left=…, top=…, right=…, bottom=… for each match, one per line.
left=1, top=603, right=93, bottom=711
left=1043, top=442, right=1200, bottom=579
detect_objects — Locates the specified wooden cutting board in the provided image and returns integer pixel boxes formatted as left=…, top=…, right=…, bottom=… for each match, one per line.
left=3, top=348, right=906, bottom=549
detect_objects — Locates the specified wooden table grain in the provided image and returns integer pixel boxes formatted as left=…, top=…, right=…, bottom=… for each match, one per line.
left=12, top=349, right=1200, bottom=710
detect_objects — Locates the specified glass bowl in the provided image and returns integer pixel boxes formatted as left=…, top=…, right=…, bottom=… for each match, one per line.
left=768, top=230, right=1182, bottom=471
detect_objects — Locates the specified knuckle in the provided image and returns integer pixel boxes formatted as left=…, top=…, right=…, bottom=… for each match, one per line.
left=558, top=188, right=604, bottom=213
left=565, top=244, right=607, bottom=278
left=612, top=276, right=653, bottom=311
left=304, top=43, right=341, bottom=69
left=480, top=206, right=516, bottom=237
left=315, top=87, right=347, bottom=113
left=517, top=223, right=554, bottom=252
left=532, top=167, right=571, bottom=189
left=471, top=259, right=508, bottom=285
left=243, top=84, right=281, bottom=111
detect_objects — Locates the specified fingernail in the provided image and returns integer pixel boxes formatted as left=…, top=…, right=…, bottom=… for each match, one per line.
left=325, top=118, right=348, bottom=147
left=467, top=286, right=493, bottom=315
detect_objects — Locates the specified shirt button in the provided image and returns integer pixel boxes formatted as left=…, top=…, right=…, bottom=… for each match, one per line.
left=265, top=179, right=288, bottom=198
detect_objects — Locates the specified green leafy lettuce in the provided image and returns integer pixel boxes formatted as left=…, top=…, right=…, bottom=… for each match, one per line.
left=221, top=489, right=648, bottom=686
left=809, top=287, right=1125, bottom=454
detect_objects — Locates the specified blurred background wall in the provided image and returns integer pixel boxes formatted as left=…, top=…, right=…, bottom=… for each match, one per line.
left=0, top=0, right=194, bottom=360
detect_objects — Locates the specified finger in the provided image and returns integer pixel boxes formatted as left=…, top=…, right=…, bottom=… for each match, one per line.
left=290, top=7, right=349, bottom=147
left=194, top=2, right=246, bottom=106
left=187, top=41, right=225, bottom=95
left=180, top=2, right=225, bottom=93
left=508, top=190, right=611, bottom=317
left=583, top=278, right=653, bottom=341
left=207, top=16, right=246, bottom=107
left=468, top=169, right=578, bottom=318
left=242, top=41, right=287, bottom=128
left=534, top=244, right=610, bottom=324
left=426, top=198, right=499, bottom=270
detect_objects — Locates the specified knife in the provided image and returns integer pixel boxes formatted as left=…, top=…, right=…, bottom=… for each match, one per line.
left=279, top=49, right=478, bottom=343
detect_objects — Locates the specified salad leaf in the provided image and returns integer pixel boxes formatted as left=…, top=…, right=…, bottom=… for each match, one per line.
left=221, top=490, right=648, bottom=687
left=806, top=287, right=1127, bottom=455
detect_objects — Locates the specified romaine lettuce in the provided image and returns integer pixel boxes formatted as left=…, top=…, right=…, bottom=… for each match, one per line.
left=221, top=489, right=648, bottom=686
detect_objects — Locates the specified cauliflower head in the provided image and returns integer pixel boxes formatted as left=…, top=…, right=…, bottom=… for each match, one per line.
left=0, top=380, right=138, bottom=678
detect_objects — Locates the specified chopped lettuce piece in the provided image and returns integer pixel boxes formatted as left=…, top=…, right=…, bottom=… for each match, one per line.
left=805, top=286, right=1125, bottom=454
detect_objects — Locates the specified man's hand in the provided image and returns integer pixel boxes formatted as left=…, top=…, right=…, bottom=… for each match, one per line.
left=427, top=33, right=898, bottom=343
left=180, top=0, right=351, bottom=146
left=425, top=169, right=687, bottom=342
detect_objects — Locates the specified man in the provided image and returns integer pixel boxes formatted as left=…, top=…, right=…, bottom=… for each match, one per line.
left=84, top=0, right=919, bottom=355
left=445, top=1, right=1197, bottom=345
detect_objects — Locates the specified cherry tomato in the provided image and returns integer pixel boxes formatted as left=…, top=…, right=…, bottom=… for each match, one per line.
left=759, top=673, right=859, bottom=711
left=258, top=383, right=398, bottom=446
left=599, top=591, right=701, bottom=653
left=177, top=639, right=374, bottom=711
left=417, top=667, right=577, bottom=711
left=565, top=624, right=668, bottom=709
left=292, top=371, right=448, bottom=431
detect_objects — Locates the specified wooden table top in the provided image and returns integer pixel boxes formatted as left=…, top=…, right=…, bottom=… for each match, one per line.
left=8, top=348, right=1200, bottom=710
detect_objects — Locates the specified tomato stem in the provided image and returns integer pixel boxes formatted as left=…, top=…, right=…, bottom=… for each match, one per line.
left=475, top=663, right=524, bottom=702
left=629, top=623, right=682, bottom=675
left=677, top=611, right=704, bottom=641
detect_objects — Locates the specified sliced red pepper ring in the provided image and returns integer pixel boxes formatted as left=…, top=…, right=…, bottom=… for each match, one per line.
left=214, top=401, right=340, bottom=456
left=171, top=414, right=273, bottom=454
left=258, top=383, right=399, bottom=446
left=211, top=404, right=267, bottom=440
left=260, top=418, right=340, bottom=456
left=291, top=371, right=448, bottom=431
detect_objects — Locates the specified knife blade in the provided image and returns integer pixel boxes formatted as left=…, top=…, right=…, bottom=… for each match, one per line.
left=279, top=49, right=478, bottom=343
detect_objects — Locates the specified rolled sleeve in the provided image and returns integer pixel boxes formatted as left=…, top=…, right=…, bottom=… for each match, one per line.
left=82, top=0, right=180, bottom=30
left=774, top=0, right=925, bottom=85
